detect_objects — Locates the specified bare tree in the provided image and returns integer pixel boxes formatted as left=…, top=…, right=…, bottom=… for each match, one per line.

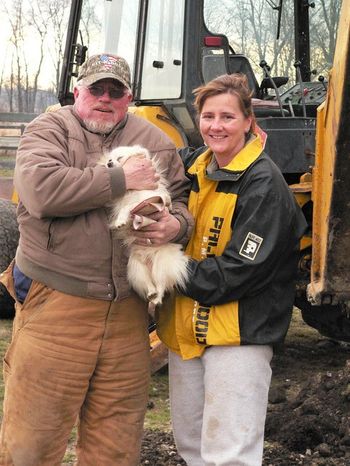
left=26, top=2, right=50, bottom=112
left=203, top=0, right=340, bottom=85
left=0, top=49, right=6, bottom=100
left=203, top=0, right=294, bottom=82
left=310, top=0, right=341, bottom=75
left=3, top=0, right=25, bottom=111
left=47, top=0, right=71, bottom=93
left=1, top=0, right=44, bottom=112
left=5, top=60, right=15, bottom=113
left=80, top=0, right=103, bottom=49
left=0, top=0, right=71, bottom=112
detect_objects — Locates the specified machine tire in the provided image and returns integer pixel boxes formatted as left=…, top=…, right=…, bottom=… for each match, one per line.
left=295, top=294, right=350, bottom=343
left=0, top=199, right=19, bottom=318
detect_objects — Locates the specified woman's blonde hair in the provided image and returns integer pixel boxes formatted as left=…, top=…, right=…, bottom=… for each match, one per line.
left=193, top=73, right=253, bottom=119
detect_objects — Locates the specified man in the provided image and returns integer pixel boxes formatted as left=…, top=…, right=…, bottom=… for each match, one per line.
left=0, top=54, right=193, bottom=466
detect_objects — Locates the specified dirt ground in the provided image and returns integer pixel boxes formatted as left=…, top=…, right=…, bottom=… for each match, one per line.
left=2, top=310, right=350, bottom=465
left=140, top=310, right=350, bottom=466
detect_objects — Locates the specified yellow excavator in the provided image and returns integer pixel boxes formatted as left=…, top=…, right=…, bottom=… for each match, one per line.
left=1, top=1, right=349, bottom=362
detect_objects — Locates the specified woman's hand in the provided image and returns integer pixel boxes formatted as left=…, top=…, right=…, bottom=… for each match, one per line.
left=132, top=208, right=181, bottom=246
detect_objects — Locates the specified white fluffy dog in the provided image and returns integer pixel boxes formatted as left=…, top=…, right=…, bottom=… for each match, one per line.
left=100, top=145, right=189, bottom=305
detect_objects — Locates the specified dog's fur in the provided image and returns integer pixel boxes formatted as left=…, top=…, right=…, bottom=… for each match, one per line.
left=100, top=145, right=189, bottom=305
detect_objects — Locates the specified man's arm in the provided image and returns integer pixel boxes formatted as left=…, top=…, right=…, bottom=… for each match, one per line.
left=15, top=115, right=158, bottom=219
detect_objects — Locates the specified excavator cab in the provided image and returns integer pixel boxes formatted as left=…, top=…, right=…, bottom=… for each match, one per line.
left=59, top=0, right=325, bottom=175
left=58, top=0, right=350, bottom=343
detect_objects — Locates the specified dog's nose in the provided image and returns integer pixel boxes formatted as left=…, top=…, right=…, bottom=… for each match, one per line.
left=107, top=159, right=114, bottom=168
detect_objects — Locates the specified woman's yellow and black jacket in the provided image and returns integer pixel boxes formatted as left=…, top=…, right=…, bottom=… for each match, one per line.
left=157, top=135, right=307, bottom=360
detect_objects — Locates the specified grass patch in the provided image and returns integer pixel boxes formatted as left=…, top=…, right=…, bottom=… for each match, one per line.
left=0, top=168, right=14, bottom=177
left=0, top=155, right=16, bottom=178
left=145, top=370, right=171, bottom=430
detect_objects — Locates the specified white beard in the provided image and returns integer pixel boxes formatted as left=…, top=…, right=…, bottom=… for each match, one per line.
left=83, top=119, right=115, bottom=134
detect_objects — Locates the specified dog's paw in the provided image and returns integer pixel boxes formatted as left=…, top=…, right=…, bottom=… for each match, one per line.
left=147, top=291, right=158, bottom=301
left=147, top=291, right=164, bottom=306
left=164, top=193, right=172, bottom=207
left=148, top=292, right=164, bottom=306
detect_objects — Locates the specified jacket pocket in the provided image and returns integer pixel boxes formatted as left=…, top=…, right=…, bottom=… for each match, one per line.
left=13, top=281, right=51, bottom=333
left=47, top=218, right=55, bottom=250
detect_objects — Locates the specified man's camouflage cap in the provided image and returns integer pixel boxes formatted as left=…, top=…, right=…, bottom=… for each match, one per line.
left=77, top=54, right=131, bottom=90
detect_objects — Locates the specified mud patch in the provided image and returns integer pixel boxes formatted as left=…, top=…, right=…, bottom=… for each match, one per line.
left=141, top=325, right=350, bottom=466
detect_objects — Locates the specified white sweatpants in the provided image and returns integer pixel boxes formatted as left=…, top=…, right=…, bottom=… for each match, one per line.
left=169, top=345, right=273, bottom=466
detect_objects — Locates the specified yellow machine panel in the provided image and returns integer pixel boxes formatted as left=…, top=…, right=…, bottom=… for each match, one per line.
left=308, top=0, right=350, bottom=305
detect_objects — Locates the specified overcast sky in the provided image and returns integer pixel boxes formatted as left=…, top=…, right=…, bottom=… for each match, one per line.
left=0, top=0, right=71, bottom=89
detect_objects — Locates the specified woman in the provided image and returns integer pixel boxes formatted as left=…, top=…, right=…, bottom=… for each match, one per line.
left=157, top=74, right=307, bottom=466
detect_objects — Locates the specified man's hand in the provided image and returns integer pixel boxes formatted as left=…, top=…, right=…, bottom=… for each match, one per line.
left=132, top=208, right=181, bottom=246
left=122, top=156, right=160, bottom=190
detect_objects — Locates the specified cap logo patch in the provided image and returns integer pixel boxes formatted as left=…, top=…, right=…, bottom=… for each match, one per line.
left=100, top=55, right=118, bottom=70
left=239, top=232, right=263, bottom=260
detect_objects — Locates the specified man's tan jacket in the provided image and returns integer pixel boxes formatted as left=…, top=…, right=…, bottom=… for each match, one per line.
left=13, top=106, right=193, bottom=301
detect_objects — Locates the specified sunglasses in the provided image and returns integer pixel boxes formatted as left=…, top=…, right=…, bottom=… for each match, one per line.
left=87, top=85, right=126, bottom=100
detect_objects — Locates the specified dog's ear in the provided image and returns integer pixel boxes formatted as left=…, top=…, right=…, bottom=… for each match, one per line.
left=130, top=145, right=149, bottom=159
left=117, top=154, right=136, bottom=166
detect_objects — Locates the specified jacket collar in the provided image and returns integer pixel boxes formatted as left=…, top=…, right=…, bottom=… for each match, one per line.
left=188, top=133, right=264, bottom=182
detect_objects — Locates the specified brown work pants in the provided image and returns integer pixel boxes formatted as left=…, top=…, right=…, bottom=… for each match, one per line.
left=0, top=275, right=150, bottom=466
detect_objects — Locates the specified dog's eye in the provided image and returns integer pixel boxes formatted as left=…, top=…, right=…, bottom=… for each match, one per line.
left=107, top=159, right=114, bottom=168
